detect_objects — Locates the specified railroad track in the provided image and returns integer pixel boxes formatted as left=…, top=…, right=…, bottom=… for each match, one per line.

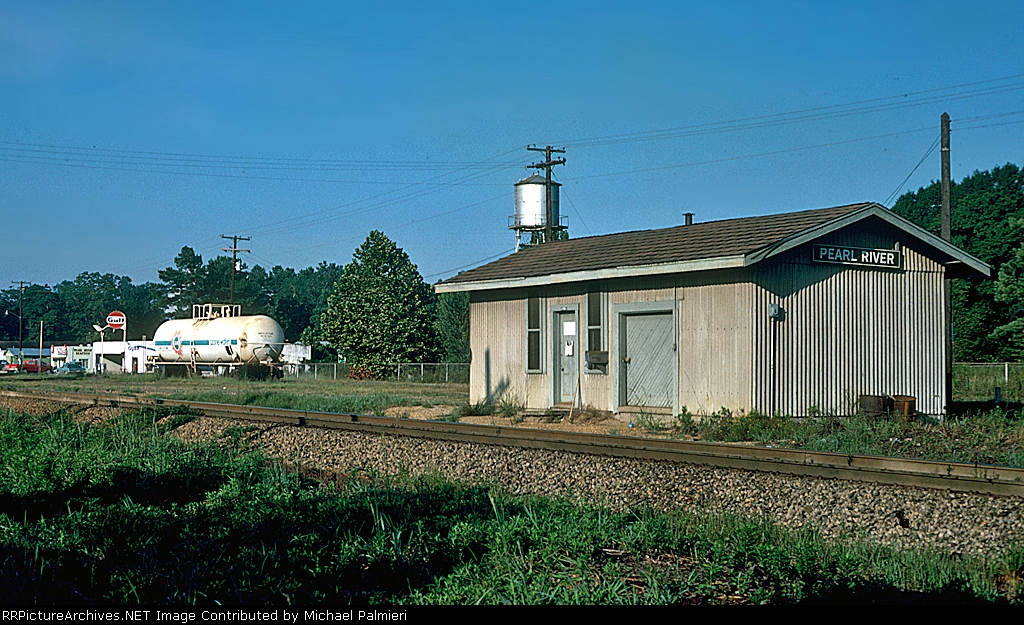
left=4, top=389, right=1024, bottom=498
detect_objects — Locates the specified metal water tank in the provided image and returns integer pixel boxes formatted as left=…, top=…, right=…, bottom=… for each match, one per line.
left=513, top=174, right=560, bottom=228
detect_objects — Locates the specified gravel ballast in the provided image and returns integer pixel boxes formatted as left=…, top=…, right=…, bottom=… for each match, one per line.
left=171, top=414, right=1024, bottom=557
left=4, top=395, right=1020, bottom=556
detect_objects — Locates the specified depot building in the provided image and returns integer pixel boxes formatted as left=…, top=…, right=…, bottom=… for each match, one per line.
left=435, top=202, right=990, bottom=417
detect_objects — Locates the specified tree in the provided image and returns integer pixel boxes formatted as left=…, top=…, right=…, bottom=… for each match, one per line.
left=12, top=284, right=69, bottom=343
left=158, top=246, right=269, bottom=318
left=55, top=272, right=163, bottom=341
left=158, top=247, right=206, bottom=318
left=435, top=290, right=470, bottom=362
left=255, top=262, right=344, bottom=342
left=320, top=231, right=437, bottom=375
left=892, top=163, right=1024, bottom=360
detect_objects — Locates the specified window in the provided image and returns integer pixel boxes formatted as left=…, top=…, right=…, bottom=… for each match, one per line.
left=527, top=297, right=542, bottom=372
left=587, top=291, right=603, bottom=351
left=586, top=291, right=607, bottom=373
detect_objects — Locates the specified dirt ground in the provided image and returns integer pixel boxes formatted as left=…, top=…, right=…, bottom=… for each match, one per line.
left=1, top=393, right=687, bottom=440
left=381, top=402, right=682, bottom=437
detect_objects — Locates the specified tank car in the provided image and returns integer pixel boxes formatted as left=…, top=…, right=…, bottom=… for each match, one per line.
left=153, top=304, right=285, bottom=377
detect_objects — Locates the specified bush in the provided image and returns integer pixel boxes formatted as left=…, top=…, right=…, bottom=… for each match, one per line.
left=697, top=408, right=794, bottom=442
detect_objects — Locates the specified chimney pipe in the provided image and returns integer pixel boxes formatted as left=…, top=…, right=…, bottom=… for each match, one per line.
left=683, top=212, right=694, bottom=226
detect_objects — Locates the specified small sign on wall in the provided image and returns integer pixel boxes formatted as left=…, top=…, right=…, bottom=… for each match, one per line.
left=562, top=321, right=576, bottom=336
left=812, top=244, right=901, bottom=269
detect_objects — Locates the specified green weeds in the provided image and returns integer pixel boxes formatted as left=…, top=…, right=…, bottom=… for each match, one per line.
left=497, top=392, right=525, bottom=424
left=459, top=401, right=494, bottom=417
left=1, top=406, right=1021, bottom=604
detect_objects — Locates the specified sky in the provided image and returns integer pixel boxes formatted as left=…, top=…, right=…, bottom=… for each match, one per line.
left=1, top=1, right=1023, bottom=287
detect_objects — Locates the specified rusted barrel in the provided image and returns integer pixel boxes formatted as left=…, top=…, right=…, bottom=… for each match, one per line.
left=891, top=395, right=916, bottom=420
left=858, top=394, right=892, bottom=417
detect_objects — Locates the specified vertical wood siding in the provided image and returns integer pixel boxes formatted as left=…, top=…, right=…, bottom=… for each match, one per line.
left=468, top=295, right=529, bottom=406
left=750, top=231, right=944, bottom=415
left=468, top=222, right=948, bottom=416
left=676, top=276, right=753, bottom=415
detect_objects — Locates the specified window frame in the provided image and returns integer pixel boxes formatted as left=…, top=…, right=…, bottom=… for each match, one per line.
left=526, top=295, right=545, bottom=373
left=585, top=289, right=608, bottom=374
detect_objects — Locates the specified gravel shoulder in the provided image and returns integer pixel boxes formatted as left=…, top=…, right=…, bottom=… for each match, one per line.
left=5, top=395, right=1022, bottom=557
left=173, top=413, right=1024, bottom=557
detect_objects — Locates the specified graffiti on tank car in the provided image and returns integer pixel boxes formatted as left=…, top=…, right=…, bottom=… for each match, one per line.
left=171, top=331, right=183, bottom=355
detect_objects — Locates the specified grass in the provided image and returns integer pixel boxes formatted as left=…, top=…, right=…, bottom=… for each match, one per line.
left=0, top=373, right=468, bottom=417
left=5, top=365, right=1024, bottom=466
left=685, top=408, right=1024, bottom=467
left=1, top=404, right=1022, bottom=604
left=954, top=363, right=1024, bottom=402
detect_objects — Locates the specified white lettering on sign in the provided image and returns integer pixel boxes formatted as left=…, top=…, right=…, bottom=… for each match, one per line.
left=811, top=244, right=901, bottom=269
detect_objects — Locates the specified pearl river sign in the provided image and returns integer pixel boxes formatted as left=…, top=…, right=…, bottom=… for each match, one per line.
left=812, top=244, right=902, bottom=269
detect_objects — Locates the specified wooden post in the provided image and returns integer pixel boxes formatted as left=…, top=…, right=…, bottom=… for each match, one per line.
left=941, top=112, right=952, bottom=415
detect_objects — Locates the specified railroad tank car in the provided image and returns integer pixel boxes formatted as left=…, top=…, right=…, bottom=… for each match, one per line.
left=153, top=315, right=285, bottom=369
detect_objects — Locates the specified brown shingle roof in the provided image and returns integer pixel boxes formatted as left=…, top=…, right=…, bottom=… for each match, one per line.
left=442, top=202, right=873, bottom=286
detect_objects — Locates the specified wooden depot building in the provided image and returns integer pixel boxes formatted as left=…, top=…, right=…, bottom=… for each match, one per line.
left=435, top=203, right=990, bottom=417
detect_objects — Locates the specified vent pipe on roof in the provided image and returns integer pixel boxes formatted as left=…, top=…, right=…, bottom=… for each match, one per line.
left=683, top=212, right=694, bottom=226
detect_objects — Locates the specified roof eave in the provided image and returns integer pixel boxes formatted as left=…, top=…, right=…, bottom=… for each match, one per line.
left=743, top=203, right=992, bottom=277
left=434, top=255, right=747, bottom=293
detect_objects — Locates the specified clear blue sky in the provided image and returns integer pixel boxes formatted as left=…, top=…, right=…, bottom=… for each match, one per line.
left=2, top=1, right=1023, bottom=286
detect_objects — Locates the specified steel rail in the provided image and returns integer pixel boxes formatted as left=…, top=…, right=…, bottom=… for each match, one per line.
left=5, top=389, right=1024, bottom=497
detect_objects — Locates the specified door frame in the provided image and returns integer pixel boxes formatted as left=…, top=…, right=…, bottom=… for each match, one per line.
left=550, top=303, right=580, bottom=407
left=613, top=300, right=679, bottom=415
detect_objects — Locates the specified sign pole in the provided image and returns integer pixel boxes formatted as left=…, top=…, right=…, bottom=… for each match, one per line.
left=105, top=311, right=128, bottom=374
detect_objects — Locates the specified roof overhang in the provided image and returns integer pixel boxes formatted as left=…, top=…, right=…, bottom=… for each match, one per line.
left=435, top=255, right=746, bottom=293
left=743, top=203, right=991, bottom=277
left=437, top=203, right=991, bottom=293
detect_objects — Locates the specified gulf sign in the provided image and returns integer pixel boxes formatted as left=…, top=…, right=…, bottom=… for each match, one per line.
left=812, top=244, right=901, bottom=269
left=106, top=311, right=127, bottom=330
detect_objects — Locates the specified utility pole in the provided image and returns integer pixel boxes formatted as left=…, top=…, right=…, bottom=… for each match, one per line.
left=220, top=235, right=251, bottom=304
left=10, top=281, right=26, bottom=367
left=941, top=112, right=952, bottom=415
left=527, top=146, right=566, bottom=243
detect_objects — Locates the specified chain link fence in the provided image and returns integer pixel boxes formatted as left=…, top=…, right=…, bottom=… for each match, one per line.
left=953, top=362, right=1024, bottom=401
left=283, top=362, right=469, bottom=384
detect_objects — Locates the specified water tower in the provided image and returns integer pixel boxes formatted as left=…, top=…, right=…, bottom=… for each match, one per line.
left=510, top=145, right=568, bottom=249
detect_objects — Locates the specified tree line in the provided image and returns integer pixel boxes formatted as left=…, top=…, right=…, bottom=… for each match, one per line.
left=0, top=231, right=470, bottom=369
left=5, top=161, right=1022, bottom=366
left=891, top=162, right=1024, bottom=361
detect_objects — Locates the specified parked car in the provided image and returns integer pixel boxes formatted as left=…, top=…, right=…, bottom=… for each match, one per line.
left=21, top=359, right=52, bottom=374
left=54, top=361, right=87, bottom=375
left=2, top=362, right=20, bottom=374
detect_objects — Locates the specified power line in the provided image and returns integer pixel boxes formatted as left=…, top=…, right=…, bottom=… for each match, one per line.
left=555, top=74, right=1024, bottom=147
left=883, top=134, right=941, bottom=207
left=220, top=234, right=251, bottom=304
left=0, top=139, right=520, bottom=168
left=278, top=192, right=509, bottom=258
left=564, top=125, right=936, bottom=181
left=246, top=147, right=526, bottom=238
left=423, top=248, right=516, bottom=280
left=555, top=180, right=591, bottom=236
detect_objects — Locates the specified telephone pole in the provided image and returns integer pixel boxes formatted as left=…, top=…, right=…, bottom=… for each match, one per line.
left=527, top=145, right=566, bottom=243
left=10, top=281, right=26, bottom=367
left=220, top=235, right=251, bottom=304
left=941, top=112, right=952, bottom=415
